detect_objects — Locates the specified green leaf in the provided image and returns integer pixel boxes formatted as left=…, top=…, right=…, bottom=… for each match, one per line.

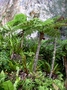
left=0, top=71, right=6, bottom=83
left=38, top=86, right=45, bottom=90
left=7, top=13, right=27, bottom=27
left=2, top=80, right=14, bottom=90
left=14, top=77, right=20, bottom=90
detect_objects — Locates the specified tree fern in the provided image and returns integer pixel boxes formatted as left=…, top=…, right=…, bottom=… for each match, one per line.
left=2, top=14, right=67, bottom=73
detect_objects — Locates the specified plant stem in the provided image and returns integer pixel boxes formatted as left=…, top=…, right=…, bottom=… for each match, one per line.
left=21, top=31, right=24, bottom=48
left=49, top=38, right=57, bottom=78
left=33, top=38, right=41, bottom=72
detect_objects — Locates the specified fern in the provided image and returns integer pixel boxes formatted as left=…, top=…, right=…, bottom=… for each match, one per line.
left=7, top=13, right=27, bottom=27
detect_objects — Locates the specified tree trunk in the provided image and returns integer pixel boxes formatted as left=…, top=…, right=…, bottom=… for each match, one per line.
left=33, top=32, right=44, bottom=72
left=33, top=38, right=41, bottom=72
left=64, top=56, right=67, bottom=78
left=49, top=38, right=57, bottom=78
left=64, top=56, right=67, bottom=89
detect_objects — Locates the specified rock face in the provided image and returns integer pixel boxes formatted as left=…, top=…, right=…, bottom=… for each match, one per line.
left=20, top=0, right=53, bottom=20
left=0, top=0, right=52, bottom=25
left=0, top=0, right=67, bottom=24
left=0, top=0, right=21, bottom=25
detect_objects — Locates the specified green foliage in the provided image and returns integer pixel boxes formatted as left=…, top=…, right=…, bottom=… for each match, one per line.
left=9, top=34, right=21, bottom=54
left=19, top=71, right=64, bottom=90
left=38, top=86, right=45, bottom=90
left=0, top=51, right=10, bottom=71
left=8, top=61, right=17, bottom=71
left=3, top=13, right=64, bottom=38
left=53, top=79, right=65, bottom=90
left=10, top=18, right=43, bottom=36
left=0, top=13, right=67, bottom=89
left=0, top=70, right=65, bottom=90
left=7, top=13, right=27, bottom=27
left=0, top=70, right=21, bottom=90
left=0, top=33, right=8, bottom=50
left=23, top=38, right=38, bottom=53
left=14, top=77, right=20, bottom=90
left=22, top=79, right=34, bottom=90
left=44, top=61, right=51, bottom=73
left=24, top=51, right=35, bottom=72
left=0, top=71, right=6, bottom=83
left=61, top=40, right=67, bottom=54
left=1, top=80, right=14, bottom=90
left=40, top=39, right=54, bottom=63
